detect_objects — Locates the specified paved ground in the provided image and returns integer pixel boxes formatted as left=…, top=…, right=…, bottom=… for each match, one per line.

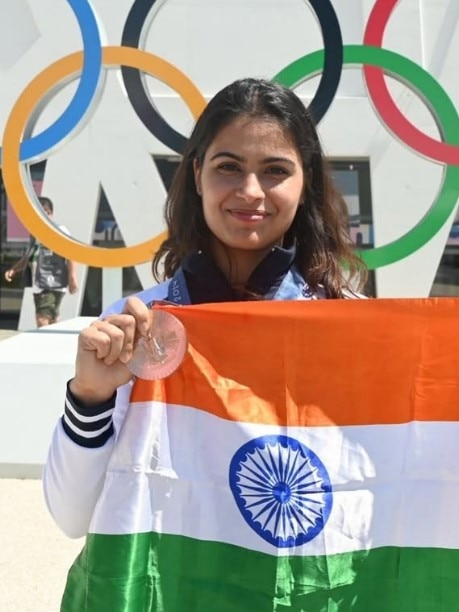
left=0, top=329, right=84, bottom=611
left=0, top=330, right=18, bottom=341
left=0, top=478, right=84, bottom=611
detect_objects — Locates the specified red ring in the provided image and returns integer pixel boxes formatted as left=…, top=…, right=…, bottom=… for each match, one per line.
left=363, top=0, right=459, bottom=165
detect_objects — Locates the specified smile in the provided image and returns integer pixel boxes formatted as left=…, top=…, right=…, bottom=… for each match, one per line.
left=228, top=210, right=270, bottom=222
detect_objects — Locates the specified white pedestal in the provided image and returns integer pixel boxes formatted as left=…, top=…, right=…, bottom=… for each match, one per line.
left=0, top=317, right=95, bottom=478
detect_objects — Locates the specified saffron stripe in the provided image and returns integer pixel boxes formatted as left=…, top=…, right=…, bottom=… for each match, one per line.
left=130, top=299, right=459, bottom=426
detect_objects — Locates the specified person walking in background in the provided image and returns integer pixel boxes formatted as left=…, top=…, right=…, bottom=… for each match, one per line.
left=4, top=196, right=78, bottom=327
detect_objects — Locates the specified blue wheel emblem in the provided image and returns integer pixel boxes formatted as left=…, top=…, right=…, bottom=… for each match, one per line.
left=229, top=435, right=332, bottom=548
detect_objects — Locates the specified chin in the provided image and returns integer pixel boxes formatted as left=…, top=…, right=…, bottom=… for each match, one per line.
left=228, top=241, right=274, bottom=253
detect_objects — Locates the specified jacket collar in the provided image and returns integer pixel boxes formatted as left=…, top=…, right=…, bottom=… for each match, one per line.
left=181, top=247, right=297, bottom=304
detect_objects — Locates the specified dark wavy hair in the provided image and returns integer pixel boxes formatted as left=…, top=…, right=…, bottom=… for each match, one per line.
left=152, top=78, right=367, bottom=297
left=38, top=196, right=54, bottom=213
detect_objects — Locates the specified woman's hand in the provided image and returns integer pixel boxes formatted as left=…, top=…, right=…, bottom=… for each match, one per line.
left=69, top=296, right=151, bottom=405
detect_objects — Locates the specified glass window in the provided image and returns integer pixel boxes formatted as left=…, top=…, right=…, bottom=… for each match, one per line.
left=431, top=210, right=459, bottom=296
left=331, top=160, right=375, bottom=296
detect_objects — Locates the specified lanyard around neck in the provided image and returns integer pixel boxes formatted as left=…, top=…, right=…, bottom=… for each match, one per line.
left=166, top=265, right=320, bottom=305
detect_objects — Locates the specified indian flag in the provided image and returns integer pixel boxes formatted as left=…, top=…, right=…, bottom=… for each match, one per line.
left=62, top=299, right=459, bottom=611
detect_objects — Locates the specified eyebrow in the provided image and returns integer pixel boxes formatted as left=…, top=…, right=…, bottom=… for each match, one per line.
left=209, top=151, right=296, bottom=166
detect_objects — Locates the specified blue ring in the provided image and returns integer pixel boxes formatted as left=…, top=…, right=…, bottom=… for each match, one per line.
left=121, top=0, right=344, bottom=154
left=0, top=0, right=102, bottom=164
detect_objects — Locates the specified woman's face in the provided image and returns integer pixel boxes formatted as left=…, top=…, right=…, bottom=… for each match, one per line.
left=194, top=116, right=305, bottom=261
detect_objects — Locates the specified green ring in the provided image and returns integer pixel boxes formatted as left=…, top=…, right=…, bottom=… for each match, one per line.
left=274, top=45, right=459, bottom=269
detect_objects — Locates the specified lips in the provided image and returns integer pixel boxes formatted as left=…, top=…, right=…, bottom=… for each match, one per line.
left=228, top=209, right=270, bottom=222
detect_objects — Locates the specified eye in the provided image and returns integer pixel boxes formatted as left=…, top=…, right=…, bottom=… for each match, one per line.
left=217, top=162, right=240, bottom=173
left=266, top=166, right=290, bottom=176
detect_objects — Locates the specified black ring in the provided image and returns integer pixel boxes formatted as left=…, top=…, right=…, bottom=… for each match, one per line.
left=121, top=0, right=343, bottom=153
left=307, top=0, right=343, bottom=123
left=121, top=0, right=187, bottom=153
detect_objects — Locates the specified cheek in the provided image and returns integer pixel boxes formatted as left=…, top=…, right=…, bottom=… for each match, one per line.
left=201, top=199, right=219, bottom=229
left=201, top=183, right=233, bottom=220
left=271, top=186, right=303, bottom=215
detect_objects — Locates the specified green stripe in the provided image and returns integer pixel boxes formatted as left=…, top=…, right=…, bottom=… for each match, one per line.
left=61, top=533, right=458, bottom=611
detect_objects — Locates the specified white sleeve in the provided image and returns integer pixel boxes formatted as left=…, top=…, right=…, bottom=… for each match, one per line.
left=42, top=382, right=131, bottom=538
left=42, top=419, right=114, bottom=538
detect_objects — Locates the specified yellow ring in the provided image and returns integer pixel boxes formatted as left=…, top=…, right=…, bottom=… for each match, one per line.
left=2, top=46, right=207, bottom=267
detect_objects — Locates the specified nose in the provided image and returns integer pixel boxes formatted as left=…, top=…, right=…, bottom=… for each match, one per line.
left=236, top=172, right=264, bottom=202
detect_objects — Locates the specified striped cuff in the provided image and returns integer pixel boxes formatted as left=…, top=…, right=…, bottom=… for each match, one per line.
left=62, top=381, right=116, bottom=448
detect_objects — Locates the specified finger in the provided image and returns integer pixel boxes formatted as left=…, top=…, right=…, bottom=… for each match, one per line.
left=78, top=325, right=112, bottom=361
left=122, top=296, right=151, bottom=336
left=103, top=313, right=138, bottom=364
left=84, top=320, right=126, bottom=365
left=97, top=320, right=127, bottom=365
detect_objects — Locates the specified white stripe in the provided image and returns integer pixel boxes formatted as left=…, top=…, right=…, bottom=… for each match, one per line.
left=63, top=415, right=112, bottom=439
left=90, top=401, right=459, bottom=557
left=65, top=397, right=114, bottom=423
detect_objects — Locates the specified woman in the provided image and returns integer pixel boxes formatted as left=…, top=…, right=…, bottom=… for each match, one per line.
left=43, top=78, right=367, bottom=609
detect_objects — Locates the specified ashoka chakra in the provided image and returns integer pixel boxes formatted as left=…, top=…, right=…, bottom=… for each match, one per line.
left=229, top=435, right=332, bottom=548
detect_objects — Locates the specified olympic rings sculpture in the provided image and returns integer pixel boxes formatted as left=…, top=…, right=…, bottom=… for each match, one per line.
left=1, top=0, right=458, bottom=269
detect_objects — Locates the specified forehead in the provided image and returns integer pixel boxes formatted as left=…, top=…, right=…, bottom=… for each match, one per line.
left=207, top=116, right=299, bottom=156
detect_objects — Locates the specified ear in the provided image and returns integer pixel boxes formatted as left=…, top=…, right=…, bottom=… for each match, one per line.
left=193, top=158, right=202, bottom=196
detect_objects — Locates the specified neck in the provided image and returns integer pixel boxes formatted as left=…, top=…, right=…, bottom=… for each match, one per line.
left=210, top=240, right=273, bottom=286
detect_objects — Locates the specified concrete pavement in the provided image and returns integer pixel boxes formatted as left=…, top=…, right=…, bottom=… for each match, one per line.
left=0, top=329, right=18, bottom=341
left=0, top=325, right=84, bottom=611
left=0, top=478, right=84, bottom=611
